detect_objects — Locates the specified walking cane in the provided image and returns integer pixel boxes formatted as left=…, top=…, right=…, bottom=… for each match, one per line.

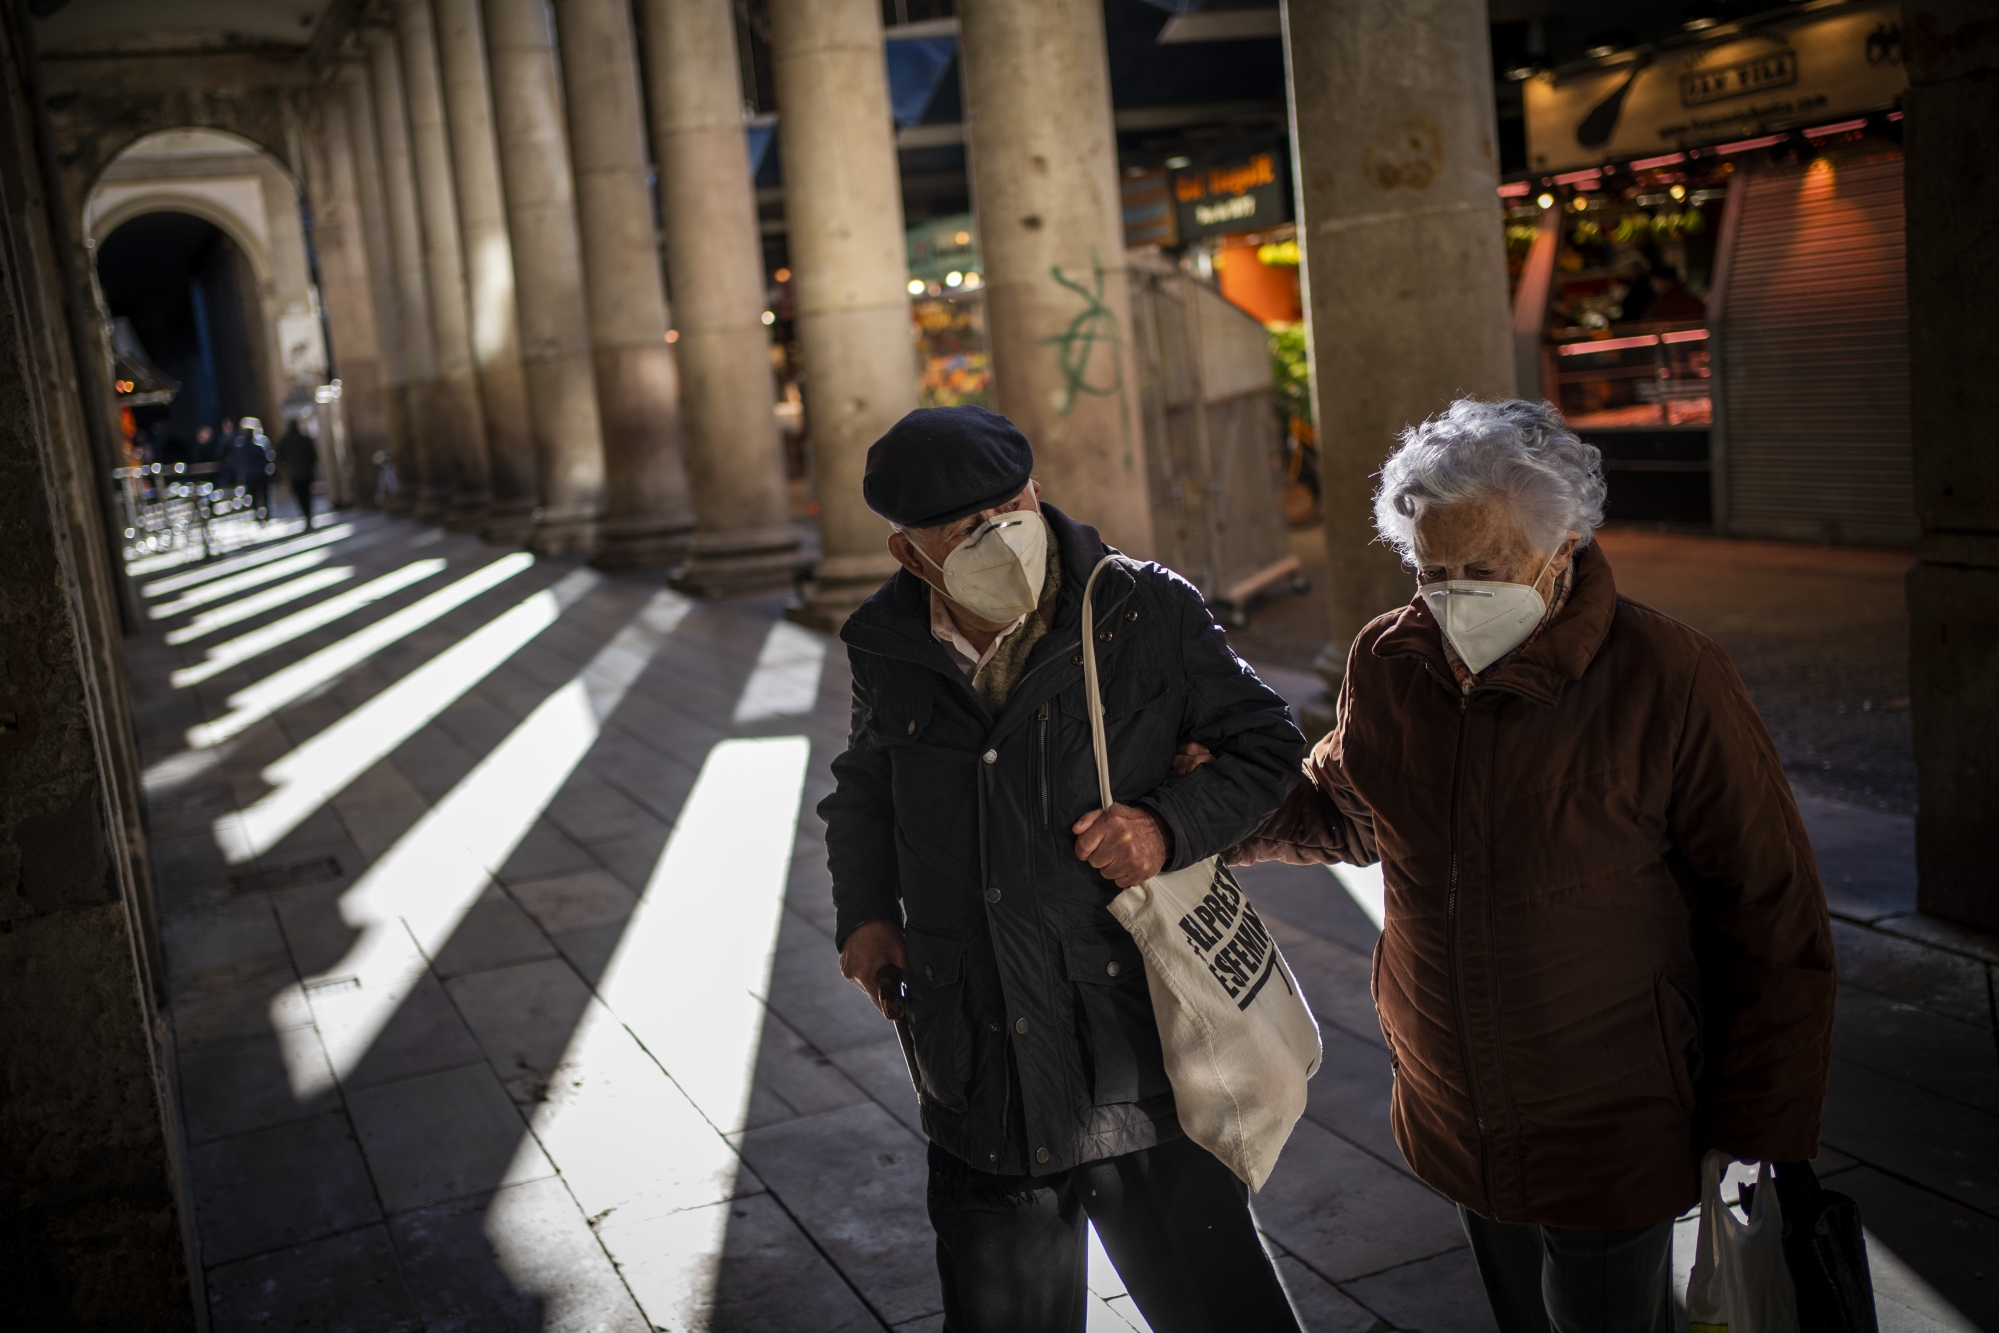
left=875, top=965, right=924, bottom=1106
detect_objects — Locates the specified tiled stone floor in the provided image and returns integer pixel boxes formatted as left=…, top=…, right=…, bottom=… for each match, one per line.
left=131, top=513, right=1996, bottom=1331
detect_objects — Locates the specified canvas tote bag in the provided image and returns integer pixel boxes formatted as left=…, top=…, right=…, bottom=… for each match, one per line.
left=1081, top=555, right=1322, bottom=1190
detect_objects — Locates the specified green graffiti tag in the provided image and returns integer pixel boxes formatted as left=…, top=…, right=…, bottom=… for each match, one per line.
left=1040, top=250, right=1123, bottom=415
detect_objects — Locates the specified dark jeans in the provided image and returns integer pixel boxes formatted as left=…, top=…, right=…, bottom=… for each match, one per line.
left=926, top=1135, right=1302, bottom=1333
left=1459, top=1205, right=1678, bottom=1333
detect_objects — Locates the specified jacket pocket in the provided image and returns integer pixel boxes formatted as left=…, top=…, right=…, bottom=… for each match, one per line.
left=1651, top=969, right=1700, bottom=1111
left=904, top=926, right=971, bottom=1112
left=867, top=691, right=934, bottom=747
left=1062, top=924, right=1171, bottom=1105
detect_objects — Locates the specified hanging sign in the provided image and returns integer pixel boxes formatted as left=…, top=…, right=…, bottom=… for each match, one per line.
left=1524, top=0, right=1906, bottom=173
left=1172, top=143, right=1291, bottom=241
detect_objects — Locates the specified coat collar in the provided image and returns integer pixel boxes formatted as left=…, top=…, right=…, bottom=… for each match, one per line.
left=1372, top=540, right=1619, bottom=705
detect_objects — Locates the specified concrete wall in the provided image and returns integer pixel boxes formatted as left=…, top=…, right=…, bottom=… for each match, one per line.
left=0, top=7, right=198, bottom=1325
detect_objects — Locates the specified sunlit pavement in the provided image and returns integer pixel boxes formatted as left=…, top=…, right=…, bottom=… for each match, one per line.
left=133, top=512, right=1996, bottom=1331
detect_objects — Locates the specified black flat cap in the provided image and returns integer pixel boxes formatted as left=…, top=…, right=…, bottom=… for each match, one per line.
left=862, top=406, right=1034, bottom=529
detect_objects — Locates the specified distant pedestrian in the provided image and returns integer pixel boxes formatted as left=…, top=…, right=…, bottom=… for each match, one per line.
left=1224, top=398, right=1834, bottom=1332
left=230, top=417, right=274, bottom=522
left=275, top=419, right=320, bottom=526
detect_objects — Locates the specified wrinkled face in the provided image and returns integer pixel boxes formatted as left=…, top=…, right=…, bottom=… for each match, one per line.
left=890, top=479, right=1041, bottom=573
left=1409, top=494, right=1576, bottom=602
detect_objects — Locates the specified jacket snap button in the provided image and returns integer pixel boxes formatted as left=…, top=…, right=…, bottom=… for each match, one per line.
left=989, top=1022, right=1002, bottom=1032
left=989, top=1151, right=998, bottom=1161
left=1036, top=1146, right=1050, bottom=1164
left=1106, top=961, right=1121, bottom=977
left=1072, top=654, right=1083, bottom=666
left=1014, top=1017, right=1029, bottom=1034
left=1125, top=610, right=1139, bottom=621
left=924, top=964, right=935, bottom=980
left=984, top=886, right=1002, bottom=904
left=1097, top=631, right=1113, bottom=641
left=906, top=720, right=916, bottom=735
left=982, top=748, right=997, bottom=764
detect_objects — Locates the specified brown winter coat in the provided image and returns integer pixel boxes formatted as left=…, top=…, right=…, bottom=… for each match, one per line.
left=1233, top=543, right=1834, bottom=1229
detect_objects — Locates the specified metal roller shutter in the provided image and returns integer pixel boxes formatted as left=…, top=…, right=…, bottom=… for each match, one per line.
left=1716, top=151, right=1913, bottom=546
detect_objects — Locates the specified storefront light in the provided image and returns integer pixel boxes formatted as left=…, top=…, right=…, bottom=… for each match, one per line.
left=760, top=310, right=776, bottom=326
left=1536, top=192, right=1555, bottom=210
left=945, top=271, right=963, bottom=288
left=953, top=231, right=970, bottom=245
left=774, top=267, right=790, bottom=282
left=907, top=279, right=926, bottom=295
left=962, top=272, right=982, bottom=289
left=1164, top=155, right=1191, bottom=169
left=1670, top=184, right=1687, bottom=201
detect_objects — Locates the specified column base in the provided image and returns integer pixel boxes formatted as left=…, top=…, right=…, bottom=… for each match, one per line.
left=529, top=503, right=602, bottom=558
left=784, top=552, right=902, bottom=632
left=590, top=517, right=694, bottom=571
left=479, top=501, right=538, bottom=547
left=412, top=486, right=449, bottom=524
left=669, top=525, right=804, bottom=598
left=443, top=492, right=491, bottom=533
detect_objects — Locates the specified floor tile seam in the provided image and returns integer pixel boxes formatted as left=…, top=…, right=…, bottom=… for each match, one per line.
left=1247, top=1232, right=1396, bottom=1325
left=1323, top=1239, right=1477, bottom=1289
left=198, top=1216, right=398, bottom=1277
left=741, top=1169, right=901, bottom=1333
left=1295, top=1110, right=1426, bottom=1187
left=338, top=1056, right=494, bottom=1100
left=1815, top=1139, right=1999, bottom=1220
left=1831, top=974, right=1997, bottom=1034
left=1835, top=911, right=1999, bottom=969
left=1827, top=1048, right=1999, bottom=1119
left=523, top=1168, right=657, bottom=1327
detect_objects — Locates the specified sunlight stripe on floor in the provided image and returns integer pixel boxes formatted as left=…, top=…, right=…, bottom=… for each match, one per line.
left=170, top=559, right=447, bottom=683
left=276, top=589, right=692, bottom=1095
left=188, top=552, right=536, bottom=749
left=147, top=549, right=338, bottom=619
left=731, top=620, right=828, bottom=724
left=592, top=735, right=812, bottom=1133
left=1330, top=863, right=1385, bottom=930
left=162, top=566, right=355, bottom=644
left=217, top=572, right=592, bottom=863
left=138, top=522, right=352, bottom=596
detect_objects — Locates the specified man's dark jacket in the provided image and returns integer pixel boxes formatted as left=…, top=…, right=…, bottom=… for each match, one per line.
left=819, top=504, right=1304, bottom=1176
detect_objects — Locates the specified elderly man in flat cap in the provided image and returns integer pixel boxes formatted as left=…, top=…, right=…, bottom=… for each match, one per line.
left=819, top=406, right=1307, bottom=1331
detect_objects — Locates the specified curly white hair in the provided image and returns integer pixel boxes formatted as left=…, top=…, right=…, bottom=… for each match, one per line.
left=1372, top=398, right=1607, bottom=565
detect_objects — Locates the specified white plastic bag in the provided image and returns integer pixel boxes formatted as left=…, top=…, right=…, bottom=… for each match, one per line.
left=1079, top=556, right=1322, bottom=1191
left=1686, top=1150, right=1801, bottom=1333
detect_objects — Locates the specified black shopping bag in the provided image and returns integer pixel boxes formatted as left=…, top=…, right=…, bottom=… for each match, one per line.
left=1768, top=1160, right=1880, bottom=1333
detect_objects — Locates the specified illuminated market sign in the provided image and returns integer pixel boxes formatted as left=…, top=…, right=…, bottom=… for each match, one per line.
left=1524, top=0, right=1906, bottom=173
left=1172, top=144, right=1291, bottom=240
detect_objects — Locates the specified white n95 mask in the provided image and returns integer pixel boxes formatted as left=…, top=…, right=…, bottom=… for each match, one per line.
left=913, top=511, right=1048, bottom=622
left=1419, top=547, right=1561, bottom=676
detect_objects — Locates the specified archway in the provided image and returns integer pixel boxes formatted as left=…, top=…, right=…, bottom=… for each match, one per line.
left=96, top=211, right=267, bottom=455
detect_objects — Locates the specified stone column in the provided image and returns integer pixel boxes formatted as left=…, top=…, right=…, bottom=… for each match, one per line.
left=643, top=0, right=799, bottom=596
left=482, top=0, right=605, bottom=555
left=341, top=62, right=414, bottom=514
left=550, top=0, right=695, bottom=568
left=366, top=26, right=450, bottom=522
left=434, top=0, right=539, bottom=542
left=956, top=0, right=1152, bottom=558
left=311, top=86, right=391, bottom=507
left=768, top=0, right=915, bottom=627
left=1905, top=0, right=1999, bottom=932
left=395, top=0, right=493, bottom=530
left=1281, top=0, right=1515, bottom=705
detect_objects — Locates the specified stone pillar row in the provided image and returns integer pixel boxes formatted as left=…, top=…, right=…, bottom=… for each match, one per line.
left=329, top=0, right=806, bottom=581
left=316, top=0, right=1156, bottom=600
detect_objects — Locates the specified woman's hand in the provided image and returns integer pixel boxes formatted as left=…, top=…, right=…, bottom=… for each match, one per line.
left=1171, top=740, right=1215, bottom=778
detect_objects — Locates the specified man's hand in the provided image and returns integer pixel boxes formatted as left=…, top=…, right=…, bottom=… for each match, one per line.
left=839, top=919, right=908, bottom=1017
left=1072, top=804, right=1170, bottom=889
left=1171, top=740, right=1215, bottom=778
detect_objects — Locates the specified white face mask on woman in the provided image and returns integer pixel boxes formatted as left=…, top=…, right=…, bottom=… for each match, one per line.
left=911, top=510, right=1048, bottom=622
left=1419, top=546, right=1561, bottom=675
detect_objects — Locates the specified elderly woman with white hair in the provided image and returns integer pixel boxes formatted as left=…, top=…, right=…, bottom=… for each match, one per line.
left=1229, top=399, right=1835, bottom=1331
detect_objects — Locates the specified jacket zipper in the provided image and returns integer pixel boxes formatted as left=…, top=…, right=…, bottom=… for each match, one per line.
left=1037, top=702, right=1051, bottom=827
left=1447, top=690, right=1498, bottom=1219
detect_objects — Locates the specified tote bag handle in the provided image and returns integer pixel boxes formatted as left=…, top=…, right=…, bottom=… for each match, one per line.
left=1079, top=554, right=1120, bottom=813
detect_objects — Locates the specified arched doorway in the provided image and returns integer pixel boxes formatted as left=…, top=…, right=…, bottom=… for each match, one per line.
left=96, top=211, right=267, bottom=456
